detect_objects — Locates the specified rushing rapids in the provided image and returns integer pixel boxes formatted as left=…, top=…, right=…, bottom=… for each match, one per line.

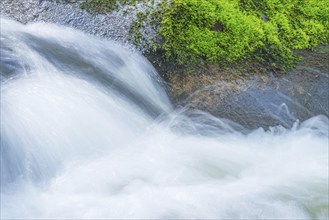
left=0, top=17, right=328, bottom=219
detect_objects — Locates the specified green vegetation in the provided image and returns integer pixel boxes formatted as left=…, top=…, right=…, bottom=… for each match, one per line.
left=157, top=0, right=329, bottom=68
left=80, top=0, right=329, bottom=70
left=158, top=0, right=265, bottom=64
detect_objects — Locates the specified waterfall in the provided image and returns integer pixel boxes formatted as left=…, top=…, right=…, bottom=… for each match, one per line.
left=1, top=17, right=328, bottom=219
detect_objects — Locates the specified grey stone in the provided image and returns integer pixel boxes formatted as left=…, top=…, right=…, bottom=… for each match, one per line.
left=0, top=0, right=165, bottom=52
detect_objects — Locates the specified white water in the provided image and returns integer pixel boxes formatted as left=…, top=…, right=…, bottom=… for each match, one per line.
left=1, top=18, right=328, bottom=219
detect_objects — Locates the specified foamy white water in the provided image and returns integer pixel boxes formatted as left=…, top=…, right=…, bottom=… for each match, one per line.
left=1, top=18, right=328, bottom=219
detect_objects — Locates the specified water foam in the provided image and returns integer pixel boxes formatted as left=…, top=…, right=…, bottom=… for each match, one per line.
left=1, top=18, right=328, bottom=219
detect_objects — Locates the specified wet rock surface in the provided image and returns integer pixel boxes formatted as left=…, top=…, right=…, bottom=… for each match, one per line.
left=169, top=46, right=329, bottom=129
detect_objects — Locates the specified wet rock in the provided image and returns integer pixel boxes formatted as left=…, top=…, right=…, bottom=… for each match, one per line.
left=168, top=46, right=329, bottom=129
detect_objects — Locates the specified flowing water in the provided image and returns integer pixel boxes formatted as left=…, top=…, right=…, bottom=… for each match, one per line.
left=1, top=17, right=328, bottom=219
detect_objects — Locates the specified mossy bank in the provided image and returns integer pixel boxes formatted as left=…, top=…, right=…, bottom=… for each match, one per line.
left=80, top=0, right=329, bottom=71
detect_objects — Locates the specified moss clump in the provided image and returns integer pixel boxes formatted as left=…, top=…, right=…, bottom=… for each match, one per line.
left=158, top=0, right=264, bottom=64
left=156, top=0, right=329, bottom=69
left=240, top=0, right=329, bottom=49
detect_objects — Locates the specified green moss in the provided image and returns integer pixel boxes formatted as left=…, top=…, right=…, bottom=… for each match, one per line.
left=128, top=20, right=146, bottom=46
left=156, top=0, right=328, bottom=69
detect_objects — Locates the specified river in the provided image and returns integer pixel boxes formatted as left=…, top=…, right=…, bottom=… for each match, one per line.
left=1, top=18, right=328, bottom=219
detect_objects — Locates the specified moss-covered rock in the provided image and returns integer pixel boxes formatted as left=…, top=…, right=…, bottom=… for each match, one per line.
left=80, top=0, right=329, bottom=70
left=157, top=0, right=329, bottom=69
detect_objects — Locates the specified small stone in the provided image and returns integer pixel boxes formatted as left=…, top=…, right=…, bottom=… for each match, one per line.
left=261, top=13, right=268, bottom=22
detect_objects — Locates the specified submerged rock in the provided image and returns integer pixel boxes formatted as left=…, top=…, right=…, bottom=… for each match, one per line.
left=168, top=45, right=329, bottom=129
